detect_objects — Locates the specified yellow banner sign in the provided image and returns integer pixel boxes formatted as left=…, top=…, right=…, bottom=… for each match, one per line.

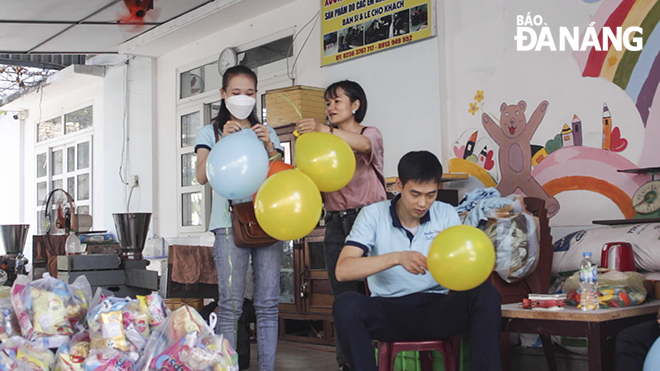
left=321, top=0, right=434, bottom=66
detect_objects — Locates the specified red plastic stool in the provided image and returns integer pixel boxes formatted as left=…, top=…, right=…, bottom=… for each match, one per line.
left=376, top=337, right=461, bottom=371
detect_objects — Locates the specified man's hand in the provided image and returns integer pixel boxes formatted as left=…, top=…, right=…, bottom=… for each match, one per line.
left=397, top=251, right=428, bottom=275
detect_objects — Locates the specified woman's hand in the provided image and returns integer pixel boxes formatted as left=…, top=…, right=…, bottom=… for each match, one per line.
left=252, top=124, right=275, bottom=152
left=222, top=121, right=243, bottom=137
left=296, top=118, right=330, bottom=134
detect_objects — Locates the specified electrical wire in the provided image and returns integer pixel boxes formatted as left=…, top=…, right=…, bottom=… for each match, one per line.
left=286, top=10, right=321, bottom=84
left=118, top=60, right=130, bottom=187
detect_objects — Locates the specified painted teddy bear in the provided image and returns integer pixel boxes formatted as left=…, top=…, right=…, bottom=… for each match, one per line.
left=482, top=100, right=559, bottom=217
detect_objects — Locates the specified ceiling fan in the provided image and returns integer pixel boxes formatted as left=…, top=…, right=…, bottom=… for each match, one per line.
left=117, top=0, right=162, bottom=32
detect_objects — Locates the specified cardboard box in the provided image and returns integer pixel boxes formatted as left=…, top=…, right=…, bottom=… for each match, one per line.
left=264, top=85, right=326, bottom=128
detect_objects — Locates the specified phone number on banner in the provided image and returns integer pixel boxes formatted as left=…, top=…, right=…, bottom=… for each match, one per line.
left=334, top=35, right=413, bottom=62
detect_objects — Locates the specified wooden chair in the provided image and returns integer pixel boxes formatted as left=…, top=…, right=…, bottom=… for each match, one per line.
left=488, top=197, right=556, bottom=371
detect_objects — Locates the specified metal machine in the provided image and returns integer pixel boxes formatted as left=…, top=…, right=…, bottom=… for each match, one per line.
left=0, top=224, right=30, bottom=286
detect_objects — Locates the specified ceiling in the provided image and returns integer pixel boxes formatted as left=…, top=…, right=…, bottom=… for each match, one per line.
left=0, top=0, right=217, bottom=55
left=0, top=0, right=296, bottom=58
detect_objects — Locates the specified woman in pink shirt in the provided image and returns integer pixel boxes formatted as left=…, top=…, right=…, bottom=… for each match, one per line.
left=296, top=80, right=387, bottom=371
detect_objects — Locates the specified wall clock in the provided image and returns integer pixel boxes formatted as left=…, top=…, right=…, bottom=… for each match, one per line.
left=218, top=47, right=237, bottom=77
left=632, top=180, right=660, bottom=218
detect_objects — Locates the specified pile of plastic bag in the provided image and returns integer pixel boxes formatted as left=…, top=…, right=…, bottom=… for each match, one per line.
left=562, top=269, right=647, bottom=308
left=0, top=273, right=238, bottom=371
left=458, top=189, right=540, bottom=283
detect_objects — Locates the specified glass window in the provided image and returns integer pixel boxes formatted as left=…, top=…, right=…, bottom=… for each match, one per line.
left=37, top=182, right=47, bottom=205
left=181, top=153, right=198, bottom=187
left=77, top=142, right=90, bottom=169
left=67, top=177, right=75, bottom=196
left=77, top=174, right=90, bottom=200
left=36, top=153, right=47, bottom=177
left=52, top=179, right=63, bottom=190
left=180, top=62, right=222, bottom=99
left=280, top=240, right=296, bottom=304
left=64, top=106, right=93, bottom=134
left=237, top=36, right=294, bottom=70
left=308, top=241, right=326, bottom=270
left=181, top=111, right=202, bottom=147
left=67, top=147, right=75, bottom=172
left=182, top=192, right=203, bottom=226
left=37, top=117, right=62, bottom=142
left=77, top=205, right=89, bottom=215
left=52, top=149, right=63, bottom=175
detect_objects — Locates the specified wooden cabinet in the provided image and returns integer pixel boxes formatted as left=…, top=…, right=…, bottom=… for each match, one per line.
left=273, top=123, right=336, bottom=344
left=278, top=227, right=336, bottom=345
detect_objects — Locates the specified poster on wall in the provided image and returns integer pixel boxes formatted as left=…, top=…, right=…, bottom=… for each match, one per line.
left=321, top=0, right=434, bottom=66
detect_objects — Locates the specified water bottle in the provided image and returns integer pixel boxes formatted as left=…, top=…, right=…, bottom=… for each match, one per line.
left=579, top=252, right=599, bottom=311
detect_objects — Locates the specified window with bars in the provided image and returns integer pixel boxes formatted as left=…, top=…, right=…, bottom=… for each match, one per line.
left=175, top=35, right=293, bottom=235
left=35, top=106, right=93, bottom=233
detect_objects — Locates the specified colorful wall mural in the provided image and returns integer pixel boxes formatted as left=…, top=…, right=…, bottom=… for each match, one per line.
left=449, top=0, right=660, bottom=225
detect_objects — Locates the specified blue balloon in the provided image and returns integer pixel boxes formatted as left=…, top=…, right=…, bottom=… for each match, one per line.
left=206, top=129, right=269, bottom=200
left=644, top=336, right=660, bottom=371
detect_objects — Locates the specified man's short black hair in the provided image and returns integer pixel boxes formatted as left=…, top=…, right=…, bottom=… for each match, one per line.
left=397, top=151, right=443, bottom=186
left=324, top=80, right=368, bottom=123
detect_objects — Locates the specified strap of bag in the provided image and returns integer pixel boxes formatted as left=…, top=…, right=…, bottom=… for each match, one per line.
left=361, top=126, right=386, bottom=192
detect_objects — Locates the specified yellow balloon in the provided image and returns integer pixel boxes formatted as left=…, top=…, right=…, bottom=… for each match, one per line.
left=295, top=132, right=356, bottom=192
left=427, top=225, right=495, bottom=291
left=254, top=169, right=323, bottom=240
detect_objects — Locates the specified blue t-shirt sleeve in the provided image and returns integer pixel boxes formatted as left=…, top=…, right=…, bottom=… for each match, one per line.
left=267, top=125, right=283, bottom=152
left=195, top=124, right=215, bottom=152
left=345, top=206, right=378, bottom=255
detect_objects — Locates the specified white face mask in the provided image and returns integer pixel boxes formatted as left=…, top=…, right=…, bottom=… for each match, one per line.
left=225, top=95, right=256, bottom=120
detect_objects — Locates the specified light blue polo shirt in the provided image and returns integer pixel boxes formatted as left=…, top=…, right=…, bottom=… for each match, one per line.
left=195, top=123, right=282, bottom=231
left=346, top=194, right=462, bottom=298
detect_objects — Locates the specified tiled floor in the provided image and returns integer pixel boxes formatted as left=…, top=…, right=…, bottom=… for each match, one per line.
left=245, top=341, right=338, bottom=371
left=244, top=340, right=589, bottom=371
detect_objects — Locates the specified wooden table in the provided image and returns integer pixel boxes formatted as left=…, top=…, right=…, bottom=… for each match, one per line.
left=501, top=301, right=660, bottom=371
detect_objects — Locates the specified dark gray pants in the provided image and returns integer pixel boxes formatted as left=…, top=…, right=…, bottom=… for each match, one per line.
left=324, top=210, right=366, bottom=366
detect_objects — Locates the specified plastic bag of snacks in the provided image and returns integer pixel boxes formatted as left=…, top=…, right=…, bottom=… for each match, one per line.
left=136, top=293, right=170, bottom=330
left=0, top=335, right=56, bottom=371
left=562, top=269, right=647, bottom=308
left=87, top=297, right=134, bottom=353
left=82, top=348, right=138, bottom=371
left=54, top=330, right=91, bottom=371
left=0, top=296, right=19, bottom=340
left=11, top=274, right=91, bottom=343
left=135, top=306, right=238, bottom=371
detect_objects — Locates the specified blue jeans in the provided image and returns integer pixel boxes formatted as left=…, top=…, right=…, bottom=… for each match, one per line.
left=213, top=228, right=281, bottom=371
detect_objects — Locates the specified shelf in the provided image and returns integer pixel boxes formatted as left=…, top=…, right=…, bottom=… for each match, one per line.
left=592, top=218, right=660, bottom=225
left=385, top=173, right=469, bottom=185
left=617, top=167, right=660, bottom=175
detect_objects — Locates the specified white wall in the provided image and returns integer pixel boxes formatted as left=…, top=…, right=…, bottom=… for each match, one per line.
left=99, top=57, right=156, bottom=237
left=152, top=0, right=447, bottom=239
left=0, top=113, right=23, bottom=224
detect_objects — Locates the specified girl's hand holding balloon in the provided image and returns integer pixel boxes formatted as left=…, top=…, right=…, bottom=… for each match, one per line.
left=222, top=121, right=244, bottom=137
left=251, top=123, right=274, bottom=150
left=295, top=118, right=330, bottom=134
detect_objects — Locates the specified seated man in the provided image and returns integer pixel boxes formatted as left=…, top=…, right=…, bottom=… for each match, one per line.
left=615, top=315, right=660, bottom=371
left=333, top=151, right=502, bottom=371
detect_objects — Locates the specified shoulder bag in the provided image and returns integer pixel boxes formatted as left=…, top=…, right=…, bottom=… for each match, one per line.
left=214, top=125, right=277, bottom=248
